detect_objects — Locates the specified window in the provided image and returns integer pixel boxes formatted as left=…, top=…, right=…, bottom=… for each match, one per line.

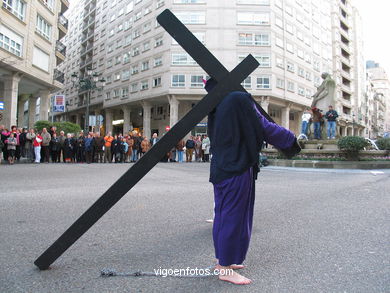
left=131, top=64, right=139, bottom=75
left=276, top=78, right=284, bottom=89
left=305, top=71, right=312, bottom=81
left=114, top=89, right=120, bottom=97
left=276, top=56, right=284, bottom=68
left=297, top=48, right=304, bottom=59
left=237, top=0, right=270, bottom=4
left=124, top=35, right=132, bottom=46
left=36, top=15, right=52, bottom=41
left=257, top=76, right=271, bottom=89
left=124, top=20, right=132, bottom=30
left=172, top=53, right=196, bottom=65
left=107, top=44, right=113, bottom=53
left=153, top=77, right=162, bottom=87
left=143, top=41, right=150, bottom=51
left=110, top=14, right=116, bottom=22
left=105, top=92, right=111, bottom=100
left=132, top=46, right=139, bottom=56
left=141, top=80, right=148, bottom=90
left=107, top=59, right=113, bottom=67
left=154, top=56, right=162, bottom=67
left=2, top=0, right=26, bottom=21
left=133, top=29, right=141, bottom=39
left=41, top=0, right=54, bottom=10
left=135, top=11, right=142, bottom=21
left=286, top=23, right=294, bottom=35
left=286, top=61, right=295, bottom=73
left=306, top=89, right=312, bottom=98
left=118, top=8, right=124, bottom=16
left=241, top=76, right=251, bottom=89
left=155, top=36, right=163, bottom=47
left=123, top=52, right=131, bottom=63
left=144, top=5, right=152, bottom=15
left=109, top=29, right=115, bottom=37
left=122, top=70, right=130, bottom=80
left=106, top=75, right=112, bottom=83
left=175, top=12, right=206, bottom=24
left=238, top=33, right=270, bottom=46
left=275, top=36, right=283, bottom=48
left=122, top=87, right=129, bottom=97
left=172, top=74, right=185, bottom=87
left=190, top=75, right=204, bottom=87
left=115, top=55, right=121, bottom=64
left=116, top=39, right=122, bottom=48
left=298, top=67, right=305, bottom=77
left=0, top=25, right=23, bottom=57
left=126, top=2, right=134, bottom=13
left=157, top=0, right=165, bottom=8
left=275, top=17, right=283, bottom=28
left=131, top=83, right=138, bottom=92
left=115, top=72, right=121, bottom=81
left=117, top=24, right=123, bottom=32
left=141, top=60, right=149, bottom=71
left=32, top=46, right=49, bottom=71
left=298, top=86, right=305, bottom=96
left=286, top=42, right=294, bottom=53
left=287, top=81, right=295, bottom=92
left=143, top=22, right=151, bottom=33
left=256, top=55, right=271, bottom=67
left=237, top=12, right=270, bottom=25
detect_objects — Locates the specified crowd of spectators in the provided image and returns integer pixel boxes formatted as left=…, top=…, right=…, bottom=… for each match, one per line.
left=0, top=124, right=211, bottom=165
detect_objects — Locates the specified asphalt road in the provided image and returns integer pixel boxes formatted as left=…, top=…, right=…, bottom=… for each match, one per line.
left=0, top=163, right=389, bottom=293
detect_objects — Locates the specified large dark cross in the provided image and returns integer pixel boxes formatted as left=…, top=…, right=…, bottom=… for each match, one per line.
left=34, top=9, right=271, bottom=270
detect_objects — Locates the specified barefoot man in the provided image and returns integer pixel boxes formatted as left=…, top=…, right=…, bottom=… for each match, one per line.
left=205, top=78, right=301, bottom=285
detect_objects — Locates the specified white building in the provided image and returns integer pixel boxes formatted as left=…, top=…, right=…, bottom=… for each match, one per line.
left=0, top=0, right=69, bottom=129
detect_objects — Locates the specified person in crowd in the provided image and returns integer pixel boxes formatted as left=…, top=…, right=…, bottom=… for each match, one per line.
left=25, top=129, right=36, bottom=162
left=6, top=132, right=17, bottom=165
left=185, top=136, right=195, bottom=162
left=325, top=105, right=339, bottom=139
left=58, top=131, right=66, bottom=162
left=49, top=126, right=57, bottom=137
left=84, top=133, right=94, bottom=164
left=150, top=133, right=159, bottom=147
left=19, top=128, right=27, bottom=158
left=33, top=132, right=43, bottom=164
left=50, top=133, right=60, bottom=163
left=195, top=136, right=203, bottom=162
left=0, top=135, right=3, bottom=164
left=121, top=137, right=129, bottom=163
left=176, top=139, right=185, bottom=163
left=104, top=131, right=114, bottom=163
left=140, top=136, right=150, bottom=157
left=1, top=126, right=9, bottom=161
left=126, top=133, right=133, bottom=163
left=64, top=133, right=75, bottom=163
left=311, top=107, right=323, bottom=139
left=202, top=135, right=211, bottom=162
left=93, top=132, right=105, bottom=163
left=41, top=128, right=51, bottom=163
left=169, top=145, right=177, bottom=162
left=133, top=133, right=143, bottom=162
left=301, top=109, right=312, bottom=137
left=112, top=135, right=121, bottom=163
left=76, top=132, right=85, bottom=163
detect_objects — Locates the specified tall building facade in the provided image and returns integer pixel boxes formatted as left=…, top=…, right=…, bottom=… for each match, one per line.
left=366, top=62, right=390, bottom=137
left=56, top=0, right=335, bottom=138
left=0, top=0, right=69, bottom=129
left=330, top=0, right=366, bottom=137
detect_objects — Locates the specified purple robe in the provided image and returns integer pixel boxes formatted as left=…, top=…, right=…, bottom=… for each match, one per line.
left=213, top=103, right=295, bottom=266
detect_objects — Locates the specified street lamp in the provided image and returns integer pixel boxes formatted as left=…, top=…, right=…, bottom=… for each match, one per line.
left=71, top=69, right=105, bottom=134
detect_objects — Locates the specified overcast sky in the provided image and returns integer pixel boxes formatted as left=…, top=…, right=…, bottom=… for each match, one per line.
left=353, top=0, right=390, bottom=75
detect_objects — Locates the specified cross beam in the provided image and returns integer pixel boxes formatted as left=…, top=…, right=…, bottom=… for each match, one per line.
left=156, top=9, right=274, bottom=123
left=34, top=57, right=259, bottom=270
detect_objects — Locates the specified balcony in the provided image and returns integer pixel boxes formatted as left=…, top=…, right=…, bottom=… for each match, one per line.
left=60, top=0, right=69, bottom=14
left=55, top=40, right=66, bottom=65
left=54, top=69, right=65, bottom=84
left=58, top=13, right=68, bottom=39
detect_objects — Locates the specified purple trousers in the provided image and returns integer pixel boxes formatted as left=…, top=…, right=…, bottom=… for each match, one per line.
left=213, top=168, right=255, bottom=266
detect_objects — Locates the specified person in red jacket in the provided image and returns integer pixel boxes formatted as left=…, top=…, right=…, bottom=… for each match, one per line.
left=33, top=133, right=43, bottom=163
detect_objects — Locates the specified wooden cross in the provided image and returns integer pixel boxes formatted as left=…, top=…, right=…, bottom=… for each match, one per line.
left=34, top=9, right=265, bottom=270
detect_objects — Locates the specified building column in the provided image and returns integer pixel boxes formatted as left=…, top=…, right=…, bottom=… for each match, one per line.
left=344, top=126, right=348, bottom=136
left=18, top=94, right=29, bottom=128
left=281, top=104, right=291, bottom=130
left=39, top=90, right=50, bottom=121
left=28, top=97, right=37, bottom=129
left=95, top=109, right=101, bottom=133
left=260, top=96, right=270, bottom=113
left=123, top=106, right=132, bottom=135
left=168, top=95, right=179, bottom=127
left=142, top=101, right=152, bottom=139
left=105, top=109, right=113, bottom=134
left=2, top=74, right=22, bottom=128
left=75, top=113, right=82, bottom=127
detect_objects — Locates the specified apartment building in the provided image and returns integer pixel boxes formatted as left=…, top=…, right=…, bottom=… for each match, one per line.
left=0, top=0, right=69, bottom=129
left=366, top=61, right=390, bottom=137
left=330, top=0, right=366, bottom=137
left=56, top=0, right=336, bottom=138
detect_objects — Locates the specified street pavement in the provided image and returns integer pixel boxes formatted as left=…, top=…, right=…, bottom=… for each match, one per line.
left=0, top=163, right=389, bottom=293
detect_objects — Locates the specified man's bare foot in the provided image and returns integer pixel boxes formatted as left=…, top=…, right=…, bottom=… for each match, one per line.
left=215, top=264, right=251, bottom=285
